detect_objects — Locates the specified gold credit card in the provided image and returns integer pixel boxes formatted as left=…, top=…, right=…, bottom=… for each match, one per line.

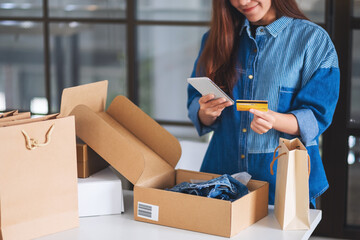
left=236, top=100, right=268, bottom=112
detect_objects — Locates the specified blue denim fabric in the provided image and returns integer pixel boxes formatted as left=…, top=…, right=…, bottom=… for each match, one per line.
left=187, top=17, right=340, bottom=205
left=167, top=174, right=249, bottom=201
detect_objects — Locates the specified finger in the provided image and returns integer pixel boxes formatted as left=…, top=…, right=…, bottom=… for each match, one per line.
left=200, top=96, right=224, bottom=107
left=256, top=124, right=270, bottom=133
left=224, top=101, right=234, bottom=107
left=207, top=103, right=225, bottom=114
left=249, top=108, right=267, bottom=118
left=199, top=94, right=215, bottom=104
left=203, top=98, right=227, bottom=109
left=218, top=101, right=233, bottom=109
left=214, top=106, right=226, bottom=116
left=253, top=116, right=272, bottom=130
left=200, top=98, right=231, bottom=117
left=250, top=109, right=276, bottom=126
left=205, top=107, right=223, bottom=118
left=250, top=123, right=263, bottom=134
left=251, top=121, right=270, bottom=134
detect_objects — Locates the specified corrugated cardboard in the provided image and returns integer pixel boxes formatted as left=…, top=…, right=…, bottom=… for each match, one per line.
left=61, top=81, right=269, bottom=238
left=59, top=80, right=109, bottom=178
left=78, top=167, right=124, bottom=217
left=76, top=143, right=109, bottom=178
left=59, top=80, right=107, bottom=118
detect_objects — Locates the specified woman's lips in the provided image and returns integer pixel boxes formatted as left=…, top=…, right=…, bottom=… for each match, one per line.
left=242, top=4, right=258, bottom=13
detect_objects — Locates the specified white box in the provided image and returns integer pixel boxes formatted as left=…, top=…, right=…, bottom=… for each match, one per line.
left=78, top=167, right=124, bottom=217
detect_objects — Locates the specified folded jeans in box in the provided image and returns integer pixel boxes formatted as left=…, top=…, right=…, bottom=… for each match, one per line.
left=61, top=81, right=269, bottom=238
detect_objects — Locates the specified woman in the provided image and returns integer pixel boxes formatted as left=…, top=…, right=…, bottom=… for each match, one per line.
left=187, top=0, right=340, bottom=207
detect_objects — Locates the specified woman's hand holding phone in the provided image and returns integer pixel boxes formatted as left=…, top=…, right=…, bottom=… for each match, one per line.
left=198, top=94, right=233, bottom=126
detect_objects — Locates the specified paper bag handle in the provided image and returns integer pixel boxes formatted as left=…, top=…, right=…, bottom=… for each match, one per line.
left=270, top=145, right=311, bottom=176
left=21, top=124, right=55, bottom=150
left=270, top=145, right=286, bottom=175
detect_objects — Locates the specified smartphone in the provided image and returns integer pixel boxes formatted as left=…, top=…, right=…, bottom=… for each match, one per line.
left=187, top=77, right=234, bottom=104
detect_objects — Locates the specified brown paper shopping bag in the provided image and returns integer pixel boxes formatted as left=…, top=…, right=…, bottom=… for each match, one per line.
left=0, top=111, right=30, bottom=123
left=270, top=138, right=310, bottom=230
left=0, top=115, right=79, bottom=240
left=0, top=110, right=17, bottom=118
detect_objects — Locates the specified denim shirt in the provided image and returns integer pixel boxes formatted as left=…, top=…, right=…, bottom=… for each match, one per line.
left=187, top=16, right=340, bottom=205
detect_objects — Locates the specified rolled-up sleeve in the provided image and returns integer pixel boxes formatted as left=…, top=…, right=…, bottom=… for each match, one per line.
left=289, top=35, right=340, bottom=145
left=290, top=109, right=319, bottom=144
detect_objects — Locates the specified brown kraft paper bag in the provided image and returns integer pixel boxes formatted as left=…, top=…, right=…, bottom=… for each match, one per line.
left=270, top=137, right=311, bottom=230
left=0, top=114, right=79, bottom=239
left=0, top=110, right=18, bottom=118
left=0, top=111, right=31, bottom=123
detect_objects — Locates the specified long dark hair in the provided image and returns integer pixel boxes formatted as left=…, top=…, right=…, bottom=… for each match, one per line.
left=196, top=0, right=309, bottom=96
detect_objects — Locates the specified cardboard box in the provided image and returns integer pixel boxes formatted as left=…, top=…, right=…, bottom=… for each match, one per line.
left=61, top=81, right=269, bottom=238
left=76, top=143, right=109, bottom=178
left=78, top=167, right=124, bottom=217
left=59, top=80, right=109, bottom=179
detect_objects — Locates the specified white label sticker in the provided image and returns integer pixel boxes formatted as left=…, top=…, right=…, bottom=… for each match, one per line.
left=137, top=202, right=159, bottom=221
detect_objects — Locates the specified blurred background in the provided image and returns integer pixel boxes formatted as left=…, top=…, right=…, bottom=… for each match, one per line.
left=0, top=0, right=358, bottom=239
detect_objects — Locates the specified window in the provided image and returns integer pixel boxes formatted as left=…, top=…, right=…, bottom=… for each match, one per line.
left=0, top=1, right=42, bottom=17
left=137, top=0, right=211, bottom=21
left=295, top=0, right=326, bottom=23
left=5, top=1, right=360, bottom=238
left=0, top=21, right=45, bottom=113
left=49, top=22, right=127, bottom=111
left=0, top=0, right=211, bottom=140
left=350, top=30, right=360, bottom=126
left=48, top=1, right=126, bottom=19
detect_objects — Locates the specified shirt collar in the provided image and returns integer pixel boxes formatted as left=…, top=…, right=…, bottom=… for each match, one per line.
left=239, top=18, right=251, bottom=36
left=266, top=16, right=293, bottom=37
left=239, top=16, right=293, bottom=38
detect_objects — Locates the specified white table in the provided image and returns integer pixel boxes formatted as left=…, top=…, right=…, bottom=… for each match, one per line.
left=36, top=190, right=321, bottom=240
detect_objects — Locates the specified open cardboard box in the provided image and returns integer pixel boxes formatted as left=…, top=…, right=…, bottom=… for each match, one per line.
left=61, top=81, right=269, bottom=238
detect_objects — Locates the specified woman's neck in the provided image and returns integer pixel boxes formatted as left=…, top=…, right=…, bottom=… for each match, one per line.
left=251, top=6, right=277, bottom=26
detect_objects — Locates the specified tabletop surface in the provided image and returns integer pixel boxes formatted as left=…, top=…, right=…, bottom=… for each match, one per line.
left=36, top=190, right=322, bottom=240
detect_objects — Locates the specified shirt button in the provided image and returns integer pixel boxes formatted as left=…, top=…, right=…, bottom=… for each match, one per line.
left=254, top=48, right=257, bottom=53
left=241, top=154, right=245, bottom=159
left=242, top=128, right=247, bottom=133
left=260, top=28, right=264, bottom=32
left=248, top=75, right=253, bottom=79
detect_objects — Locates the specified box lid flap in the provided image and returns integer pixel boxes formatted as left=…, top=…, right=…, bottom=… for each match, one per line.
left=59, top=80, right=108, bottom=117
left=70, top=104, right=145, bottom=184
left=106, top=96, right=181, bottom=169
left=70, top=96, right=181, bottom=185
